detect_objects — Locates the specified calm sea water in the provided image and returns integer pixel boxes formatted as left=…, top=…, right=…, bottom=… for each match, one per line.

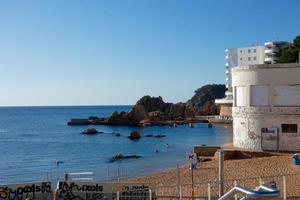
left=0, top=106, right=232, bottom=184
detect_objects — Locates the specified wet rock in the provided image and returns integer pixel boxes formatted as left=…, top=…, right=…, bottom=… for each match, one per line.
left=81, top=128, right=99, bottom=134
left=68, top=119, right=91, bottom=125
left=110, top=154, right=141, bottom=162
left=128, top=130, right=141, bottom=140
left=154, top=134, right=166, bottom=138
left=145, top=134, right=153, bottom=137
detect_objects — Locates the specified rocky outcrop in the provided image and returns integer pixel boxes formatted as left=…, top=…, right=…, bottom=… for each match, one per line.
left=68, top=84, right=225, bottom=126
left=128, top=105, right=147, bottom=124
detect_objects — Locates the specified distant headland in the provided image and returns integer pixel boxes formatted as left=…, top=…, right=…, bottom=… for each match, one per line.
left=67, top=84, right=226, bottom=126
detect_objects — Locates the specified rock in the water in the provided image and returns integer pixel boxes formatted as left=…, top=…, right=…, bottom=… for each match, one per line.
left=145, top=134, right=153, bottom=137
left=68, top=119, right=91, bottom=125
left=110, top=154, right=141, bottom=162
left=154, top=134, right=166, bottom=138
left=128, top=130, right=141, bottom=140
left=115, top=133, right=121, bottom=137
left=81, top=128, right=99, bottom=134
left=89, top=116, right=98, bottom=120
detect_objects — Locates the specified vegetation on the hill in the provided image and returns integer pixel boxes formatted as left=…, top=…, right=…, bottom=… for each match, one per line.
left=186, top=84, right=226, bottom=109
left=277, top=35, right=300, bottom=63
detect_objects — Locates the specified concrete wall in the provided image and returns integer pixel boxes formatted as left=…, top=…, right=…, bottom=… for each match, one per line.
left=232, top=63, right=300, bottom=151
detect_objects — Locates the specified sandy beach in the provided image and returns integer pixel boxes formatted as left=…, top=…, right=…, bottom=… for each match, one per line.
left=127, top=154, right=300, bottom=198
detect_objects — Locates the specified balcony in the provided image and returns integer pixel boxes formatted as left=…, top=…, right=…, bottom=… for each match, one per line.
left=225, top=55, right=229, bottom=59
left=225, top=62, right=229, bottom=67
left=264, top=49, right=275, bottom=55
left=225, top=70, right=229, bottom=74
left=264, top=48, right=279, bottom=55
left=264, top=57, right=273, bottom=63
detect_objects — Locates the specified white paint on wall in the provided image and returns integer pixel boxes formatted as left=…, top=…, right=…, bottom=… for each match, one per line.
left=232, top=63, right=300, bottom=151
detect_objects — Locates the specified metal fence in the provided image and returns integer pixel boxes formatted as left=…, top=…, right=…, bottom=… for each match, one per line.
left=148, top=173, right=300, bottom=199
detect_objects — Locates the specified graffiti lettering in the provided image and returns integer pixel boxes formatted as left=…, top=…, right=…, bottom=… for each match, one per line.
left=0, top=182, right=52, bottom=200
left=56, top=182, right=109, bottom=200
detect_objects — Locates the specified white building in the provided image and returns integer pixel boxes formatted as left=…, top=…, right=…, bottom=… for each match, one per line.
left=264, top=41, right=290, bottom=64
left=232, top=63, right=300, bottom=151
left=216, top=41, right=290, bottom=119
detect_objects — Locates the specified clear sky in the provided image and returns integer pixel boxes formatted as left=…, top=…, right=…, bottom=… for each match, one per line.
left=0, top=0, right=300, bottom=106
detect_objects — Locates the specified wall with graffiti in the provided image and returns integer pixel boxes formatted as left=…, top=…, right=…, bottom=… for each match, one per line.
left=0, top=181, right=154, bottom=200
left=0, top=182, right=52, bottom=200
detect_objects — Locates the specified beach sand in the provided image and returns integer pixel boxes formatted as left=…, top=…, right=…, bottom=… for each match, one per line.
left=127, top=155, right=300, bottom=198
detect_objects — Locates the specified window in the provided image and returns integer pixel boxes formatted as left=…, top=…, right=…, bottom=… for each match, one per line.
left=253, top=49, right=256, bottom=53
left=248, top=49, right=251, bottom=53
left=248, top=57, right=251, bottom=61
left=250, top=85, right=269, bottom=106
left=282, top=124, right=297, bottom=133
left=274, top=86, right=300, bottom=106
left=240, top=50, right=242, bottom=53
left=235, top=86, right=247, bottom=107
left=254, top=56, right=257, bottom=61
left=240, top=58, right=242, bottom=61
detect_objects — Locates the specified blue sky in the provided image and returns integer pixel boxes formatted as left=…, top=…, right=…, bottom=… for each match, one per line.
left=0, top=0, right=300, bottom=106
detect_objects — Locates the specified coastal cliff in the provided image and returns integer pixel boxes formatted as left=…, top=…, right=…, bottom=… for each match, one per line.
left=68, top=84, right=226, bottom=126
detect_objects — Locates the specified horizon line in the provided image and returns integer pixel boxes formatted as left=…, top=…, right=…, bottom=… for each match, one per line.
left=0, top=104, right=134, bottom=108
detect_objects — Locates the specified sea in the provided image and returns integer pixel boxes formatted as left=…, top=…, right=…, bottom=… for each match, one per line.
left=0, top=106, right=232, bottom=184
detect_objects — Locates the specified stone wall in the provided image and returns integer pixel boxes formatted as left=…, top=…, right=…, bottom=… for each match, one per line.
left=233, top=107, right=300, bottom=151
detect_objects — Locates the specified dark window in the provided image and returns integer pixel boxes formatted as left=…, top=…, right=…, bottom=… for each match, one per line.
left=240, top=50, right=242, bottom=53
left=282, top=124, right=297, bottom=133
left=254, top=56, right=257, bottom=60
left=253, top=49, right=256, bottom=53
left=248, top=57, right=251, bottom=61
left=248, top=49, right=251, bottom=53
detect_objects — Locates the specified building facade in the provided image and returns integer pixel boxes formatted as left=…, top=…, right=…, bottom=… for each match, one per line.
left=216, top=41, right=290, bottom=119
left=232, top=63, right=300, bottom=151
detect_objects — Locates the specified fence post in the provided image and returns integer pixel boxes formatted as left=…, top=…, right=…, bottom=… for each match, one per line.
left=179, top=186, right=183, bottom=200
left=207, top=183, right=211, bottom=200
left=283, top=176, right=287, bottom=200
left=191, top=166, right=194, bottom=200
left=117, top=191, right=120, bottom=200
left=218, top=149, right=224, bottom=197
left=234, top=180, right=238, bottom=200
left=176, top=163, right=181, bottom=198
left=149, top=189, right=152, bottom=200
